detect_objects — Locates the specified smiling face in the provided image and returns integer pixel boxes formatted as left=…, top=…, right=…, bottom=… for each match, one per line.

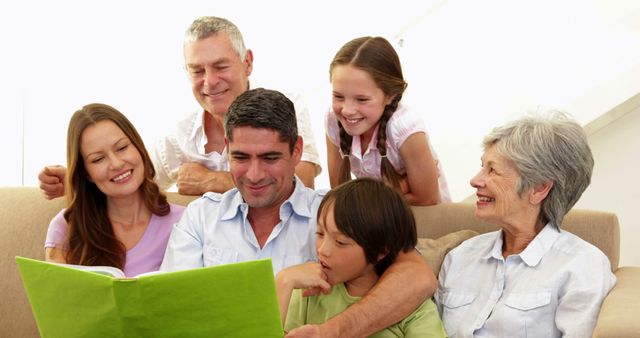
left=185, top=33, right=253, bottom=116
left=330, top=64, right=394, bottom=144
left=316, top=202, right=378, bottom=295
left=470, top=144, right=536, bottom=228
left=80, top=120, right=145, bottom=200
left=227, top=126, right=301, bottom=211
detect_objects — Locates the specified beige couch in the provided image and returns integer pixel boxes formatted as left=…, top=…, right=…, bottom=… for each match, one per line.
left=1, top=187, right=638, bottom=337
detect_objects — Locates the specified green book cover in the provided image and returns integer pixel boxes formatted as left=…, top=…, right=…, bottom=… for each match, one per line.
left=16, top=256, right=284, bottom=338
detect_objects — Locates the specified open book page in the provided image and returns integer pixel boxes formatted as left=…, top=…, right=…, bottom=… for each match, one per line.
left=55, top=262, right=167, bottom=279
left=55, top=262, right=126, bottom=278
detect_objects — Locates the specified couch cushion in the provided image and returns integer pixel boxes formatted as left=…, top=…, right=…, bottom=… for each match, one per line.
left=417, top=230, right=479, bottom=276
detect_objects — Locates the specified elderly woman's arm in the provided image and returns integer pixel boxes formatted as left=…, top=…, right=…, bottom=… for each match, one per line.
left=555, top=254, right=616, bottom=337
left=286, top=249, right=435, bottom=337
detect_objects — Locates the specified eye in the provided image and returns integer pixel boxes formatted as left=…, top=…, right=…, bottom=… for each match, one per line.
left=332, top=94, right=344, bottom=101
left=335, top=239, right=347, bottom=246
left=188, top=68, right=204, bottom=76
left=232, top=156, right=248, bottom=162
left=315, top=231, right=324, bottom=237
left=90, top=157, right=104, bottom=164
left=117, top=144, right=128, bottom=152
left=263, top=156, right=279, bottom=163
left=356, top=97, right=369, bottom=103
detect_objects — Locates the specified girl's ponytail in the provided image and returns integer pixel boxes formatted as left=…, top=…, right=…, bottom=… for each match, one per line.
left=338, top=124, right=353, bottom=184
left=376, top=95, right=403, bottom=190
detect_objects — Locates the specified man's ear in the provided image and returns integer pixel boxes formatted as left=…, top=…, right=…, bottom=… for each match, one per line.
left=529, top=180, right=553, bottom=205
left=244, top=49, right=254, bottom=77
left=292, top=136, right=303, bottom=163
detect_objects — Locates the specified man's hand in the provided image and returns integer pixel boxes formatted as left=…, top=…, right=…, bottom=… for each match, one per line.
left=38, top=165, right=66, bottom=200
left=176, top=162, right=234, bottom=195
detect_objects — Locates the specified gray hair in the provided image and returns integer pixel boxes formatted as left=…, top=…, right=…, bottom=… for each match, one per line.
left=483, top=111, right=593, bottom=228
left=185, top=16, right=247, bottom=60
left=225, top=88, right=298, bottom=153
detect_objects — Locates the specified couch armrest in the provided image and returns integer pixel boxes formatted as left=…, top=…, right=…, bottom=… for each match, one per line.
left=593, top=267, right=640, bottom=338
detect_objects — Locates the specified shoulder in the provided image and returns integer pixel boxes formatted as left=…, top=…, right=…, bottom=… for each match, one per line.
left=387, top=104, right=427, bottom=147
left=555, top=229, right=612, bottom=266
left=452, top=230, right=497, bottom=251
left=388, top=104, right=423, bottom=126
left=163, top=203, right=186, bottom=221
left=49, top=208, right=67, bottom=226
left=442, top=231, right=498, bottom=266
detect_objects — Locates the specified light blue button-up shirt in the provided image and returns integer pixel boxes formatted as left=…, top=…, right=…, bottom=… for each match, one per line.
left=160, top=178, right=326, bottom=274
left=435, top=224, right=616, bottom=338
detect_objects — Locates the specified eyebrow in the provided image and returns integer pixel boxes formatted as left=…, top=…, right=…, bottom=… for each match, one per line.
left=186, top=58, right=231, bottom=69
left=85, top=137, right=128, bottom=158
left=229, top=150, right=283, bottom=158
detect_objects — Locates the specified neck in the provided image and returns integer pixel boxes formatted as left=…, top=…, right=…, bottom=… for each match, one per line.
left=359, top=123, right=380, bottom=156
left=345, top=268, right=379, bottom=297
left=501, top=218, right=546, bottom=258
left=106, top=191, right=150, bottom=227
left=203, top=110, right=226, bottom=153
left=247, top=208, right=280, bottom=249
left=246, top=180, right=296, bottom=248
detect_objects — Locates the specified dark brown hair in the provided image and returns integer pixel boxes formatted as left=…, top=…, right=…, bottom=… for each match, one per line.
left=317, top=178, right=417, bottom=276
left=330, top=36, right=407, bottom=189
left=64, top=103, right=169, bottom=269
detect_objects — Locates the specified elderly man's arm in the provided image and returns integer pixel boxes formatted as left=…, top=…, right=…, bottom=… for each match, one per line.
left=287, top=249, right=435, bottom=337
left=176, top=163, right=235, bottom=195
left=295, top=161, right=316, bottom=189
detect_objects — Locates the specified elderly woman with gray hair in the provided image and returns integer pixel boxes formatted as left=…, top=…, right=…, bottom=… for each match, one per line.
left=435, top=112, right=616, bottom=337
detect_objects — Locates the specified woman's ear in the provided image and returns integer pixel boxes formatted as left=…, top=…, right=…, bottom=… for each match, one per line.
left=529, top=180, right=553, bottom=205
left=385, top=94, right=397, bottom=106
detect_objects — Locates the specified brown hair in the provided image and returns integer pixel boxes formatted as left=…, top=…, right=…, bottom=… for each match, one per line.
left=330, top=36, right=407, bottom=189
left=318, top=178, right=417, bottom=276
left=64, top=103, right=169, bottom=269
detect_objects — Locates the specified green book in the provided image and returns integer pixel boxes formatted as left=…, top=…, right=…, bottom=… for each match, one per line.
left=16, top=256, right=284, bottom=338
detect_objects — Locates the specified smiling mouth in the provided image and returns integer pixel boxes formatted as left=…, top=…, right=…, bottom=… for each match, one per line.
left=111, top=170, right=132, bottom=183
left=204, top=89, right=228, bottom=98
left=343, top=117, right=364, bottom=125
left=478, top=196, right=495, bottom=202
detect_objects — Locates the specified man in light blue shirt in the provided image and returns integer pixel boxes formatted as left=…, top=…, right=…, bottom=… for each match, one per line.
left=161, top=88, right=436, bottom=337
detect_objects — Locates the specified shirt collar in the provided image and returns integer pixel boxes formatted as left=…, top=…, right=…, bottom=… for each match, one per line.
left=482, top=223, right=560, bottom=266
left=188, top=109, right=206, bottom=141
left=518, top=223, right=560, bottom=267
left=483, top=231, right=505, bottom=260
left=219, top=176, right=314, bottom=221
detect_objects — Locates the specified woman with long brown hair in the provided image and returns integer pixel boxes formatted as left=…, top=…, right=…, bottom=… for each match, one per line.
left=44, top=103, right=184, bottom=276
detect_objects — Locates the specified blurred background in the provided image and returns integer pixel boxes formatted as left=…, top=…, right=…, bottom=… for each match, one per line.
left=1, top=0, right=639, bottom=264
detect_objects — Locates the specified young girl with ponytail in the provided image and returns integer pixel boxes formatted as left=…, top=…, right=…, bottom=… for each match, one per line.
left=325, top=36, right=451, bottom=205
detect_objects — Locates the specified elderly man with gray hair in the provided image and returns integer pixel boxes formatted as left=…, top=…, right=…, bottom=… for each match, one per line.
left=436, top=111, right=616, bottom=337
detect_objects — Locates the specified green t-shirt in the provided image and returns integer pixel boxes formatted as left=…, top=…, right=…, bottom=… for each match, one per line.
left=285, top=283, right=447, bottom=337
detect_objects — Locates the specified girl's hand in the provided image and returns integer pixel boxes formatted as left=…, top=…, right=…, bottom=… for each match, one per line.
left=277, top=262, right=331, bottom=295
left=397, top=175, right=410, bottom=194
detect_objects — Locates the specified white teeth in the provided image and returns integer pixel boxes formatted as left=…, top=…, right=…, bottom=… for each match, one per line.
left=345, top=118, right=362, bottom=124
left=478, top=196, right=495, bottom=202
left=112, top=171, right=131, bottom=182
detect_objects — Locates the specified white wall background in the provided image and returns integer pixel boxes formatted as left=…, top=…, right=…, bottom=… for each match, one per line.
left=1, top=0, right=640, bottom=263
